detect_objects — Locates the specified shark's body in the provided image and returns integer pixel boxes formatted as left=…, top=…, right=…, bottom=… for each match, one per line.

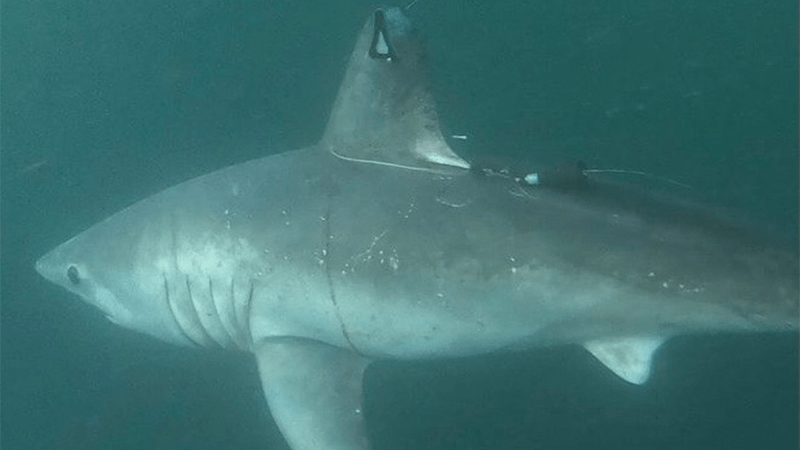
left=36, top=7, right=798, bottom=450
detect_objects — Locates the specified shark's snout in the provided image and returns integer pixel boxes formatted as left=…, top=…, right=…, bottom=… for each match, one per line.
left=35, top=238, right=85, bottom=293
left=34, top=255, right=45, bottom=277
left=35, top=250, right=59, bottom=284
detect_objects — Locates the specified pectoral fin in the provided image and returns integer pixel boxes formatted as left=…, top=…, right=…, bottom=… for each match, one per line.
left=583, top=336, right=666, bottom=385
left=254, top=338, right=371, bottom=450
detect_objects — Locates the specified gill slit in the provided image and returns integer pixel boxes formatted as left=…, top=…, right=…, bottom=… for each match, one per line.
left=243, top=280, right=255, bottom=350
left=184, top=277, right=219, bottom=347
left=163, top=274, right=200, bottom=346
left=207, top=279, right=238, bottom=348
left=164, top=214, right=200, bottom=346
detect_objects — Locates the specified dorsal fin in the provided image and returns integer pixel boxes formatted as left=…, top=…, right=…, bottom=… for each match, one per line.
left=321, top=7, right=470, bottom=173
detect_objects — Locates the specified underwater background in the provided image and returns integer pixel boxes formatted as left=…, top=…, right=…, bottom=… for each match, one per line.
left=2, top=0, right=797, bottom=449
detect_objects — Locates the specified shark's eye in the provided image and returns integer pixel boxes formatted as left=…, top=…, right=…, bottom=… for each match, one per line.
left=67, top=265, right=81, bottom=285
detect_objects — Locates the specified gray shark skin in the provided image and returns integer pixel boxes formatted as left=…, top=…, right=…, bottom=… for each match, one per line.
left=36, top=7, right=798, bottom=450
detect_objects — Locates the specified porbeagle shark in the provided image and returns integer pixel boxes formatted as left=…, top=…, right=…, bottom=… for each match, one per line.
left=36, top=6, right=798, bottom=450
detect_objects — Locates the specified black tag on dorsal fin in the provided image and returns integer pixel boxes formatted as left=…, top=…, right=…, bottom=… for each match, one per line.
left=369, top=10, right=396, bottom=61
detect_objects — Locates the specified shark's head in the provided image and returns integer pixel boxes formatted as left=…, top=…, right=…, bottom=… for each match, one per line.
left=35, top=214, right=196, bottom=347
left=37, top=234, right=131, bottom=324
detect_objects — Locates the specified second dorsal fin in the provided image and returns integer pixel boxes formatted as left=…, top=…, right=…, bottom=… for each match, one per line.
left=584, top=336, right=667, bottom=385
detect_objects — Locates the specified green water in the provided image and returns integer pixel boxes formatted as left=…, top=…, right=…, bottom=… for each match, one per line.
left=2, top=0, right=797, bottom=449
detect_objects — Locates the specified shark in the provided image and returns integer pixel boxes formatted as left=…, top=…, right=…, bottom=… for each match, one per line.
left=36, top=6, right=798, bottom=450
